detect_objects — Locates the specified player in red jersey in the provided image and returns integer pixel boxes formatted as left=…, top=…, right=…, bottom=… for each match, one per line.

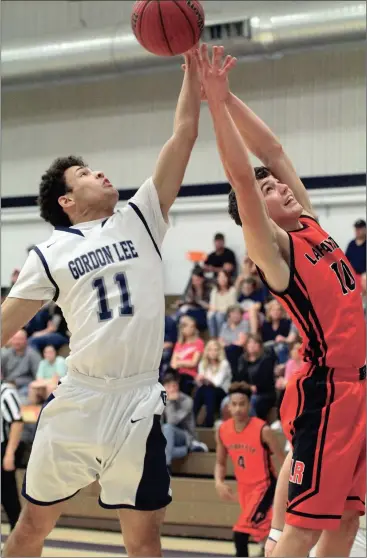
left=216, top=383, right=285, bottom=557
left=196, top=44, right=366, bottom=557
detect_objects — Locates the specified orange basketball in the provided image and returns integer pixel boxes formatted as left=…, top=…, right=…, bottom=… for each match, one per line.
left=131, top=0, right=205, bottom=57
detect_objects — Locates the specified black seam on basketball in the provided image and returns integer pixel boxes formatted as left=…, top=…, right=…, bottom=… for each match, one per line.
left=157, top=0, right=174, bottom=56
left=173, top=0, right=196, bottom=44
left=135, top=0, right=152, bottom=39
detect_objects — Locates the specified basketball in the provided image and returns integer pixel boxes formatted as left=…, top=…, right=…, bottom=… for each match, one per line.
left=131, top=0, right=205, bottom=57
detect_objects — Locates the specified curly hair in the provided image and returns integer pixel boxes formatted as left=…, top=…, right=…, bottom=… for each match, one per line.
left=228, top=381, right=252, bottom=399
left=38, top=156, right=86, bottom=227
left=228, top=166, right=272, bottom=227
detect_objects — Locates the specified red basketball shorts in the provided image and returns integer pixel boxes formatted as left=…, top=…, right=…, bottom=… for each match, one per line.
left=280, top=363, right=366, bottom=530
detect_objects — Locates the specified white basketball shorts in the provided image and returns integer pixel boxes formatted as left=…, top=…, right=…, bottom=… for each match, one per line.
left=22, top=372, right=172, bottom=510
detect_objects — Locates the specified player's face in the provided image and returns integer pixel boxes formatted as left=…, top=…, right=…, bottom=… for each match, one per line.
left=62, top=165, right=119, bottom=217
left=229, top=393, right=250, bottom=421
left=258, top=175, right=303, bottom=228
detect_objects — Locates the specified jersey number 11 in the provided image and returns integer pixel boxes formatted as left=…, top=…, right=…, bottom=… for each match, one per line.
left=92, top=273, right=133, bottom=321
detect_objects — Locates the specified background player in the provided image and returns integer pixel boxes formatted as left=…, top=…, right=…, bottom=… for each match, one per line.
left=215, top=382, right=285, bottom=557
left=1, top=49, right=201, bottom=558
left=195, top=43, right=366, bottom=557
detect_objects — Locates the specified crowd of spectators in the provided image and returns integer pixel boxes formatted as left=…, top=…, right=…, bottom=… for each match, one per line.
left=1, top=221, right=366, bottom=471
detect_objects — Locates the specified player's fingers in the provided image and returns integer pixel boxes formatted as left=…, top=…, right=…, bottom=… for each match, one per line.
left=181, top=64, right=186, bottom=71
left=212, top=45, right=223, bottom=70
left=200, top=43, right=211, bottom=69
left=222, top=56, right=237, bottom=74
left=194, top=48, right=204, bottom=72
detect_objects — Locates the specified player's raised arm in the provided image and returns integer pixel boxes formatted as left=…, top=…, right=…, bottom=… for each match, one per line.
left=1, top=298, right=43, bottom=346
left=225, top=76, right=316, bottom=218
left=152, top=49, right=201, bottom=221
left=196, top=45, right=290, bottom=293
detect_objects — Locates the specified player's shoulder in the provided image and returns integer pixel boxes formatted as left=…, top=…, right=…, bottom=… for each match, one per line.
left=251, top=416, right=267, bottom=431
left=219, top=417, right=234, bottom=437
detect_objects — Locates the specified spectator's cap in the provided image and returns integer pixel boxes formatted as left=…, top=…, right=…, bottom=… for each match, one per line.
left=214, top=233, right=224, bottom=241
left=354, top=219, right=366, bottom=228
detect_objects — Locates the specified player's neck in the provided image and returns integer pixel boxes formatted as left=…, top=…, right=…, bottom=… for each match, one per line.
left=233, top=417, right=251, bottom=432
left=281, top=219, right=303, bottom=232
left=72, top=208, right=114, bottom=225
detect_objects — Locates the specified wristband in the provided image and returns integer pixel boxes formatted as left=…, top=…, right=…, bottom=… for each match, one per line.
left=269, top=528, right=283, bottom=543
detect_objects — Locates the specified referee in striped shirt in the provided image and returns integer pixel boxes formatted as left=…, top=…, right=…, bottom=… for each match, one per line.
left=1, top=381, right=24, bottom=530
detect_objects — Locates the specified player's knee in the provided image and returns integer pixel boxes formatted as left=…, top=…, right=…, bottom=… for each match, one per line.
left=126, top=527, right=161, bottom=556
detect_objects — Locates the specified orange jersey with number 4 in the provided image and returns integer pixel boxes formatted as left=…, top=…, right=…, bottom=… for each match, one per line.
left=219, top=417, right=276, bottom=540
left=258, top=215, right=366, bottom=374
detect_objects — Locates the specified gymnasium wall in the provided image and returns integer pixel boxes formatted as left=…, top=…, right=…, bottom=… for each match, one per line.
left=2, top=45, right=366, bottom=292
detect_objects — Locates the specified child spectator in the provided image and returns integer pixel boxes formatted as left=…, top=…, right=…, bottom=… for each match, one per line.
left=170, top=316, right=204, bottom=395
left=237, top=276, right=266, bottom=311
left=160, top=315, right=178, bottom=379
left=28, top=345, right=67, bottom=404
left=194, top=340, right=231, bottom=427
left=207, top=270, right=237, bottom=338
left=259, top=300, right=291, bottom=363
left=219, top=305, right=249, bottom=375
left=162, top=372, right=207, bottom=472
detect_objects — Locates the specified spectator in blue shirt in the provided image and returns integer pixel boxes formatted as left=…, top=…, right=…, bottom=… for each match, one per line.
left=346, top=219, right=366, bottom=275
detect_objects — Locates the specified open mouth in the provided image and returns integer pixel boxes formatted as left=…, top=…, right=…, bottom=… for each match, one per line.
left=103, top=179, right=112, bottom=187
left=285, top=197, right=294, bottom=206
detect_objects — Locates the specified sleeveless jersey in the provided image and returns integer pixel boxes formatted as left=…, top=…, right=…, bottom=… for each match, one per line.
left=9, top=178, right=168, bottom=382
left=258, top=215, right=366, bottom=371
left=219, top=417, right=276, bottom=488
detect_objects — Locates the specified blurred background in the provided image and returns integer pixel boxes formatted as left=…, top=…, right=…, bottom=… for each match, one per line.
left=1, top=1, right=366, bottom=556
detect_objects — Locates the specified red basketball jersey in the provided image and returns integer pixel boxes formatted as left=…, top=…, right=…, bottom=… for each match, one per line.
left=219, top=417, right=276, bottom=487
left=259, top=215, right=366, bottom=372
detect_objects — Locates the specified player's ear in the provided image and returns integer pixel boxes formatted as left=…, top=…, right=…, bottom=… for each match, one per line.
left=58, top=194, right=75, bottom=209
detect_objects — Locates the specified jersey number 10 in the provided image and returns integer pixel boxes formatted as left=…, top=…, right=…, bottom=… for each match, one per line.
left=92, top=273, right=133, bottom=321
left=330, top=259, right=356, bottom=295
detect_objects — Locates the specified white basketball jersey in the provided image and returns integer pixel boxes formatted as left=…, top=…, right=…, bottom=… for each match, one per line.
left=9, top=177, right=169, bottom=382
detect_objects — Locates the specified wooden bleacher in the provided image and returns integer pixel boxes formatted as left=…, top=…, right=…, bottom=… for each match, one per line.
left=9, top=422, right=285, bottom=540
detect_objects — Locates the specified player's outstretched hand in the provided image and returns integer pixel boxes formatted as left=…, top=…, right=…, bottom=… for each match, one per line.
left=194, top=43, right=237, bottom=104
left=215, top=481, right=238, bottom=502
left=264, top=537, right=277, bottom=557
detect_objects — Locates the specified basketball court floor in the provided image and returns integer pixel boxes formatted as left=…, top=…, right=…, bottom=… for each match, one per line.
left=1, top=523, right=262, bottom=557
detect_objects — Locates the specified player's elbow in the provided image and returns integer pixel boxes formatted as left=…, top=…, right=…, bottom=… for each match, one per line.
left=175, top=121, right=198, bottom=144
left=261, top=142, right=284, bottom=167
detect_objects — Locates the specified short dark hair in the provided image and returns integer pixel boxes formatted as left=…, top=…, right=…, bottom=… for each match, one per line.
left=214, top=233, right=224, bottom=241
left=38, top=156, right=86, bottom=227
left=228, top=381, right=252, bottom=399
left=162, top=370, right=180, bottom=385
left=228, top=166, right=271, bottom=226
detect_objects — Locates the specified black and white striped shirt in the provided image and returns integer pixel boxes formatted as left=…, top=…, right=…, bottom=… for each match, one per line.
left=1, top=382, right=23, bottom=445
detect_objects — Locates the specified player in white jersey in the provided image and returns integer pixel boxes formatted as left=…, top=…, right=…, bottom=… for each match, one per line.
left=1, top=51, right=201, bottom=558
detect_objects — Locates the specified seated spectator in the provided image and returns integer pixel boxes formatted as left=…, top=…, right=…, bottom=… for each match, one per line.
left=160, top=315, right=178, bottom=379
left=1, top=330, right=41, bottom=404
left=260, top=300, right=291, bottom=363
left=194, top=340, right=231, bottom=427
left=162, top=372, right=207, bottom=473
left=237, top=277, right=266, bottom=312
left=345, top=219, right=366, bottom=275
left=361, top=272, right=367, bottom=315
left=219, top=305, right=249, bottom=375
left=25, top=303, right=69, bottom=353
left=207, top=270, right=237, bottom=338
left=170, top=316, right=204, bottom=395
left=174, top=268, right=211, bottom=331
left=235, top=334, right=277, bottom=423
left=203, top=233, right=237, bottom=277
left=28, top=345, right=68, bottom=405
left=275, top=341, right=303, bottom=412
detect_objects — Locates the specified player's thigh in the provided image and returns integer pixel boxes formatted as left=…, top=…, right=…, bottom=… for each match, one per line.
left=118, top=507, right=166, bottom=553
left=286, top=374, right=365, bottom=530
left=13, top=500, right=65, bottom=539
left=99, top=384, right=171, bottom=509
left=24, top=386, right=98, bottom=503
